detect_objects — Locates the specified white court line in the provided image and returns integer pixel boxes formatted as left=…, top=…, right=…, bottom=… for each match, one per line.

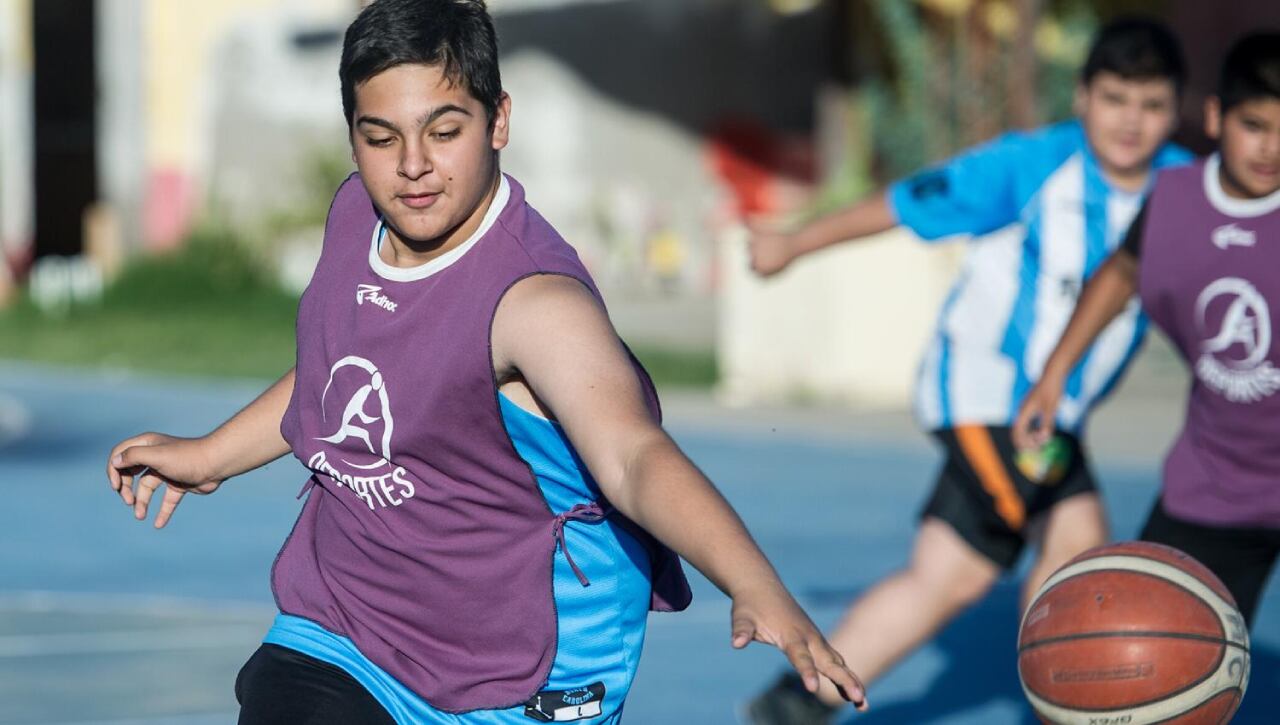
left=0, top=391, right=31, bottom=446
left=0, top=590, right=275, bottom=620
left=10, top=712, right=237, bottom=725
left=0, top=624, right=266, bottom=658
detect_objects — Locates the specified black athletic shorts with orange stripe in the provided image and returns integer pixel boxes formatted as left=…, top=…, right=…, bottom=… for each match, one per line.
left=921, top=425, right=1097, bottom=569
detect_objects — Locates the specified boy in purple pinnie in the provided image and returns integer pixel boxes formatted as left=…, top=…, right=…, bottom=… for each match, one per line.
left=105, top=1, right=867, bottom=722
left=1017, top=31, right=1280, bottom=628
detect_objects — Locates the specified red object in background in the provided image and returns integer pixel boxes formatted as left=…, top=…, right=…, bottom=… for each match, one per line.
left=706, top=120, right=817, bottom=219
left=3, top=244, right=34, bottom=284
left=143, top=169, right=196, bottom=251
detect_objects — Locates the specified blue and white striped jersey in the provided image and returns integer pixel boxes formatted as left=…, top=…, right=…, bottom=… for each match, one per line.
left=888, top=120, right=1191, bottom=433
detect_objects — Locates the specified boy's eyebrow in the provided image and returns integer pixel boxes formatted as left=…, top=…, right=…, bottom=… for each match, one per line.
left=356, top=115, right=400, bottom=133
left=355, top=105, right=472, bottom=133
left=417, top=105, right=472, bottom=126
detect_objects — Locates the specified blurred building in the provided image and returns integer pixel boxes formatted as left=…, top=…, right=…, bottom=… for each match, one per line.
left=0, top=0, right=832, bottom=330
left=0, top=0, right=844, bottom=356
left=1, top=0, right=1276, bottom=405
left=0, top=0, right=357, bottom=301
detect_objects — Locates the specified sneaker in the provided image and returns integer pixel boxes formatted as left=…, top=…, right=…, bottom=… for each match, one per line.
left=740, top=673, right=839, bottom=725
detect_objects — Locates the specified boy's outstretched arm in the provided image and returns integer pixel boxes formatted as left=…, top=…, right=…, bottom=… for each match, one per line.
left=492, top=275, right=868, bottom=709
left=749, top=191, right=896, bottom=277
left=1013, top=250, right=1140, bottom=450
left=106, top=368, right=297, bottom=528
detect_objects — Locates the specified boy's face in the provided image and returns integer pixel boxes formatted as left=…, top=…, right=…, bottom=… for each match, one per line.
left=1207, top=96, right=1280, bottom=199
left=351, top=63, right=510, bottom=248
left=1076, top=72, right=1179, bottom=181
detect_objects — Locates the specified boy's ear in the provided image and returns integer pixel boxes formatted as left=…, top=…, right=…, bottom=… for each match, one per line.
left=490, top=92, right=512, bottom=152
left=1204, top=96, right=1222, bottom=141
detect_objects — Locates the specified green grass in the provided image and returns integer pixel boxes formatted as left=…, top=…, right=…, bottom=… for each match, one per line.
left=629, top=345, right=717, bottom=390
left=0, top=229, right=299, bottom=380
left=0, top=301, right=298, bottom=379
left=0, top=232, right=717, bottom=388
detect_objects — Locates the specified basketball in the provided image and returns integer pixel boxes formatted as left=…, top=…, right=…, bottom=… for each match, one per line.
left=1018, top=542, right=1250, bottom=724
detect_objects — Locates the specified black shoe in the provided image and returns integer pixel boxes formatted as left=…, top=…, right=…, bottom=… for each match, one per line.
left=741, top=673, right=839, bottom=725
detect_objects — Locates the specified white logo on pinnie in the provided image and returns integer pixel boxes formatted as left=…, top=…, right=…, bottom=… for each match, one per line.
left=356, top=284, right=398, bottom=312
left=1211, top=223, right=1256, bottom=250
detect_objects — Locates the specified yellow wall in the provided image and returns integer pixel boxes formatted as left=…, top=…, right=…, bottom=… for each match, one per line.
left=3, top=0, right=32, bottom=70
left=144, top=0, right=271, bottom=171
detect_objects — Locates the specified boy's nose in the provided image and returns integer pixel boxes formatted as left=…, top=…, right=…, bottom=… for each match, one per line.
left=399, top=144, right=432, bottom=180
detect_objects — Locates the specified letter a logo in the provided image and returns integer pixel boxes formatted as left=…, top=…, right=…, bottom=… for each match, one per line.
left=317, top=356, right=395, bottom=470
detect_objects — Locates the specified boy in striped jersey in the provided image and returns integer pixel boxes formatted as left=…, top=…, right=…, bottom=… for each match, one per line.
left=744, top=17, right=1190, bottom=724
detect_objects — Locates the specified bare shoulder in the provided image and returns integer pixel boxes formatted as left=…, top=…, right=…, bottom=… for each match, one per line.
left=491, top=273, right=619, bottom=376
left=497, top=273, right=610, bottom=330
left=503, top=273, right=596, bottom=306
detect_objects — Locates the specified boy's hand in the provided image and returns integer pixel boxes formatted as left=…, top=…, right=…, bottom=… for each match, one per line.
left=107, top=433, right=224, bottom=528
left=731, top=584, right=868, bottom=711
left=1013, top=379, right=1063, bottom=451
left=747, top=229, right=796, bottom=277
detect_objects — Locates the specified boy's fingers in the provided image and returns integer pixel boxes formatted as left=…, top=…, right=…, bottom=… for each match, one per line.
left=114, top=445, right=152, bottom=473
left=1012, top=401, right=1039, bottom=447
left=1033, top=419, right=1055, bottom=447
left=816, top=646, right=867, bottom=709
left=107, top=437, right=149, bottom=492
left=132, top=471, right=164, bottom=520
left=730, top=617, right=756, bottom=649
left=119, top=472, right=137, bottom=506
left=106, top=457, right=122, bottom=492
left=826, top=668, right=867, bottom=710
left=783, top=640, right=819, bottom=692
left=153, top=486, right=184, bottom=529
left=113, top=443, right=168, bottom=508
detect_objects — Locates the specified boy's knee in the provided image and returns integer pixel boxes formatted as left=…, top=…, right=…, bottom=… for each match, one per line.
left=906, top=560, right=996, bottom=610
left=1041, top=526, right=1107, bottom=567
left=946, top=571, right=997, bottom=609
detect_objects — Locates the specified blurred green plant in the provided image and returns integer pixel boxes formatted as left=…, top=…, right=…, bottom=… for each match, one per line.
left=629, top=345, right=718, bottom=390
left=803, top=0, right=1170, bottom=223
left=100, top=226, right=298, bottom=319
left=0, top=229, right=299, bottom=379
left=860, top=0, right=1101, bottom=180
left=0, top=227, right=717, bottom=387
left=259, top=146, right=355, bottom=240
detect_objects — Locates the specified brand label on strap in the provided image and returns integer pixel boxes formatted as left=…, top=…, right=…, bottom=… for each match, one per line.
left=523, top=682, right=606, bottom=722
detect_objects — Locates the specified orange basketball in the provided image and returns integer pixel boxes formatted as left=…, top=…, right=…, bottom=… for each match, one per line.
left=1018, top=541, right=1250, bottom=724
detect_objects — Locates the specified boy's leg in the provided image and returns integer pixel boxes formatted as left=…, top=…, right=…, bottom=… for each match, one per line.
left=746, top=426, right=1023, bottom=725
left=810, top=424, right=1047, bottom=700
left=742, top=519, right=1000, bottom=724
left=1022, top=492, right=1108, bottom=612
left=812, top=517, right=1001, bottom=704
left=1140, top=499, right=1280, bottom=627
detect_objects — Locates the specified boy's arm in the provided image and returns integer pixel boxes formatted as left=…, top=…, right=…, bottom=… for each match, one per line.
left=1013, top=250, right=1140, bottom=450
left=751, top=128, right=1038, bottom=277
left=749, top=192, right=896, bottom=276
left=107, top=368, right=297, bottom=527
left=492, top=275, right=867, bottom=707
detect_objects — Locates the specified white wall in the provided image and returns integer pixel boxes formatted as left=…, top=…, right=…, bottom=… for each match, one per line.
left=97, top=0, right=147, bottom=254
left=500, top=49, right=722, bottom=298
left=0, top=0, right=32, bottom=273
left=717, top=225, right=962, bottom=409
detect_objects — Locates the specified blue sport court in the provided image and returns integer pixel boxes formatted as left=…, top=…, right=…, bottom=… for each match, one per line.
left=1, top=362, right=1276, bottom=724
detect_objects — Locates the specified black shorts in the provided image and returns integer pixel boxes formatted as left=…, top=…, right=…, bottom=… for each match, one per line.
left=921, top=425, right=1097, bottom=569
left=1141, top=498, right=1280, bottom=628
left=235, top=644, right=395, bottom=725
